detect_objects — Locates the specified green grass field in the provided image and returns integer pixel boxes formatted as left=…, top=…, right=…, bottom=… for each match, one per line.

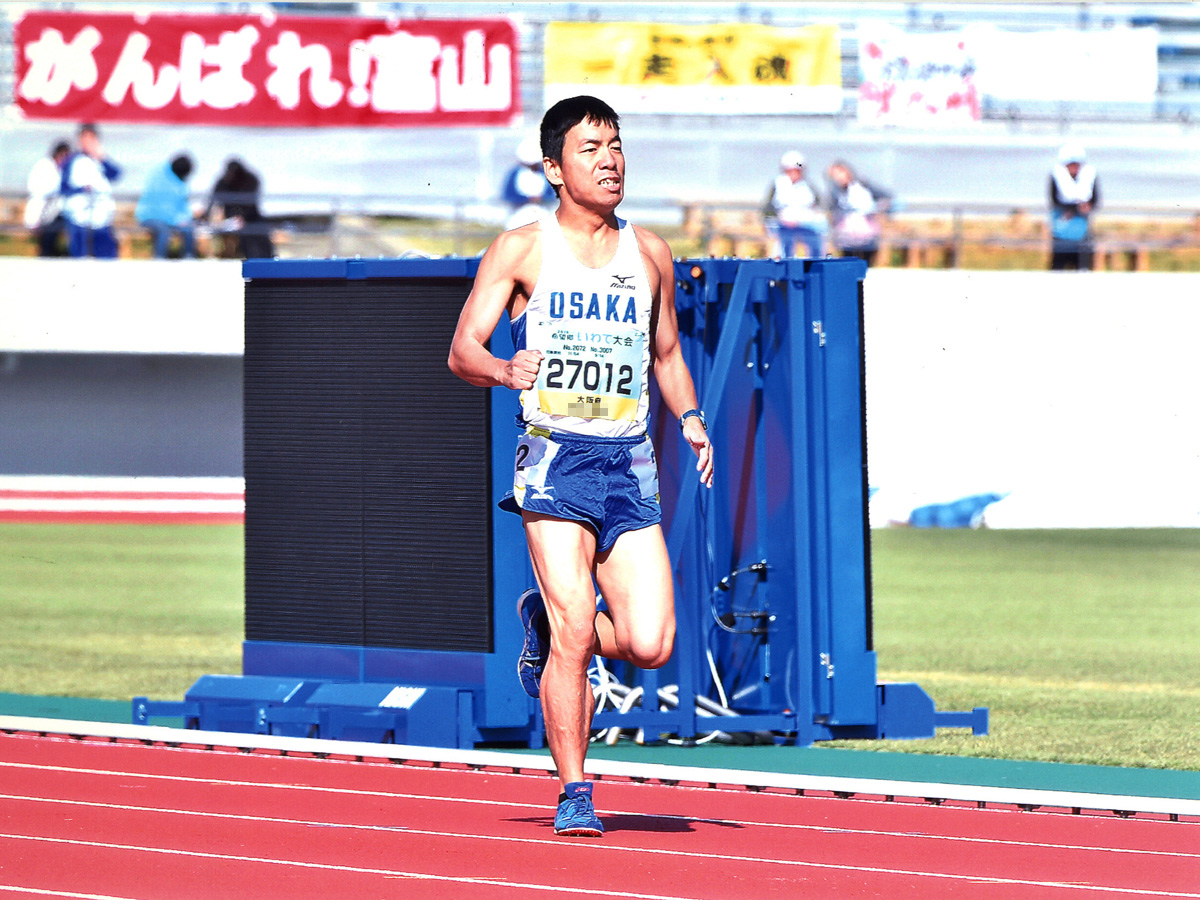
left=1, top=523, right=1196, bottom=771
left=1, top=524, right=243, bottom=701
left=848, top=528, right=1200, bottom=771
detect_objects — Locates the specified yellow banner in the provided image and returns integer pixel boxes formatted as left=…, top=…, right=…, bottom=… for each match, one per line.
left=545, top=21, right=841, bottom=114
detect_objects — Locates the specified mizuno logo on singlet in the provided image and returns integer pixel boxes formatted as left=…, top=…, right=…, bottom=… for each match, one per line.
left=610, top=274, right=635, bottom=289
left=549, top=291, right=638, bottom=323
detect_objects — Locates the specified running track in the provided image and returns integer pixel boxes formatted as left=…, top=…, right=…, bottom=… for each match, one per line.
left=1, top=720, right=1197, bottom=900
left=0, top=478, right=244, bottom=525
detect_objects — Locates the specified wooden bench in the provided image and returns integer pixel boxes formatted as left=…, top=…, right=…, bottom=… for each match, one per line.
left=682, top=205, right=770, bottom=258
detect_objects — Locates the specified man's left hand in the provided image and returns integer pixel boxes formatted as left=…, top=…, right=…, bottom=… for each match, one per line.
left=683, top=420, right=714, bottom=488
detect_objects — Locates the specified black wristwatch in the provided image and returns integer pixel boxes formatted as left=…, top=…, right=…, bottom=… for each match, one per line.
left=680, top=409, right=707, bottom=431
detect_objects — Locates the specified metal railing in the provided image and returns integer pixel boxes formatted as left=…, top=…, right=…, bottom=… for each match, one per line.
left=4, top=190, right=1199, bottom=268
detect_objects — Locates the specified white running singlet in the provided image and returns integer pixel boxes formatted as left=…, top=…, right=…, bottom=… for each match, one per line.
left=512, top=215, right=654, bottom=438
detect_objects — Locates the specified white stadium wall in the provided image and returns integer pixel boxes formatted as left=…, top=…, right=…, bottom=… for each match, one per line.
left=1, top=260, right=1196, bottom=527
left=0, top=260, right=244, bottom=478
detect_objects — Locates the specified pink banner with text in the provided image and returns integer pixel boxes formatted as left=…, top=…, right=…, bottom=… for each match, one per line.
left=14, top=11, right=519, bottom=127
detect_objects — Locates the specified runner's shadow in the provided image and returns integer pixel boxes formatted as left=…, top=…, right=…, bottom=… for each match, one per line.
left=603, top=813, right=722, bottom=833
left=507, top=814, right=742, bottom=834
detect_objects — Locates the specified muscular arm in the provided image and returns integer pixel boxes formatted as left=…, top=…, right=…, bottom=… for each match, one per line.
left=639, top=227, right=714, bottom=488
left=448, top=227, right=543, bottom=390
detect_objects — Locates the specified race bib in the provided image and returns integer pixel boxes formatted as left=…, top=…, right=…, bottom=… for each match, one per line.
left=536, top=326, right=643, bottom=420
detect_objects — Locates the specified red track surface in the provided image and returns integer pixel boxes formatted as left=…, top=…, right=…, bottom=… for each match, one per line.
left=0, top=485, right=244, bottom=525
left=1, top=730, right=1198, bottom=899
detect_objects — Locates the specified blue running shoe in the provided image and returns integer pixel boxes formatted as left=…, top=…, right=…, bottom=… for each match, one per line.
left=554, top=782, right=604, bottom=837
left=517, top=588, right=550, bottom=699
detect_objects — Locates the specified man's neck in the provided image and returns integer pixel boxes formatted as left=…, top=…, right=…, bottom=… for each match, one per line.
left=554, top=203, right=621, bottom=268
left=556, top=198, right=618, bottom=233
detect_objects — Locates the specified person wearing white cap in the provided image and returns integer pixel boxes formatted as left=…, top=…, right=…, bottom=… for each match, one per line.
left=1048, top=142, right=1100, bottom=270
left=502, top=134, right=556, bottom=229
left=762, top=150, right=826, bottom=258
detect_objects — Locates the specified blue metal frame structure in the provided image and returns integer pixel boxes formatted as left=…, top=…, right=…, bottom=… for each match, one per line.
left=602, top=257, right=985, bottom=744
left=134, top=256, right=986, bottom=747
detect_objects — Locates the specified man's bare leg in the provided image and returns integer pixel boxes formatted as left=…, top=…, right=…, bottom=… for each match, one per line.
left=522, top=512, right=602, bottom=786
left=523, top=514, right=676, bottom=786
left=594, top=524, right=676, bottom=670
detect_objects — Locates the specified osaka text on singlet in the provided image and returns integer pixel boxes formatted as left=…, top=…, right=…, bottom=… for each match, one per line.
left=511, top=216, right=653, bottom=439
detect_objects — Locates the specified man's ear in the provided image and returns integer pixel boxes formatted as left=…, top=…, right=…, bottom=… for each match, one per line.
left=543, top=158, right=563, bottom=190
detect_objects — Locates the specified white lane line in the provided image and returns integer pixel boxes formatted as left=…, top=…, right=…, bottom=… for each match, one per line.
left=0, top=886, right=141, bottom=900
left=2, top=761, right=1196, bottom=860
left=0, top=832, right=729, bottom=900
left=4, top=777, right=1195, bottom=868
left=0, top=498, right=244, bottom=514
left=5, top=715, right=1198, bottom=818
left=1, top=830, right=1196, bottom=899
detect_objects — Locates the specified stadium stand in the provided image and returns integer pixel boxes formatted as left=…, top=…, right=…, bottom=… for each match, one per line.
left=2, top=2, right=1199, bottom=266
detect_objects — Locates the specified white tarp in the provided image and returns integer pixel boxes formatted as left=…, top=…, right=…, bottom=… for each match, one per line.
left=967, top=24, right=1160, bottom=104
left=863, top=269, right=1200, bottom=528
left=857, top=24, right=1159, bottom=127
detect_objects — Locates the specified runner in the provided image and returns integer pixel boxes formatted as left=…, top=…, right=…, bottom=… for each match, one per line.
left=448, top=95, right=713, bottom=836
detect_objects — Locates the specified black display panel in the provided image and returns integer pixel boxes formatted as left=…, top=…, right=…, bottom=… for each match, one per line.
left=243, top=277, right=493, bottom=652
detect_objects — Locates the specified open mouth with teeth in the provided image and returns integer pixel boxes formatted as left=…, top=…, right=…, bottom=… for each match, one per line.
left=598, top=177, right=621, bottom=190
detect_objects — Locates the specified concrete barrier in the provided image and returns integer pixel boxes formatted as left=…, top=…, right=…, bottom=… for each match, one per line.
left=2, top=259, right=1197, bottom=526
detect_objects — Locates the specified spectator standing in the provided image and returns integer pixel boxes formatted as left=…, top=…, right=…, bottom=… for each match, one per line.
left=136, top=154, right=197, bottom=259
left=61, top=123, right=122, bottom=258
left=762, top=150, right=826, bottom=258
left=24, top=139, right=71, bottom=257
left=204, top=158, right=273, bottom=259
left=1049, top=143, right=1100, bottom=271
left=826, top=159, right=892, bottom=266
left=501, top=135, right=556, bottom=230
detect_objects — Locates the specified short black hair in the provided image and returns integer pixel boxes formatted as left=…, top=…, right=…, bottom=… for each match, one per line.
left=170, top=154, right=194, bottom=181
left=539, top=95, right=620, bottom=166
left=51, top=140, right=70, bottom=157
left=78, top=122, right=99, bottom=138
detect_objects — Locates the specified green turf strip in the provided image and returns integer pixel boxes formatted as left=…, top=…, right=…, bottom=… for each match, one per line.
left=3, top=692, right=1193, bottom=802
left=0, top=691, right=128, bottom=723
left=1, top=524, right=1197, bottom=771
left=581, top=742, right=1200, bottom=802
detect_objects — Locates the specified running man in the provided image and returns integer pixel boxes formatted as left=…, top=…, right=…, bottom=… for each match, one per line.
left=448, top=96, right=714, bottom=836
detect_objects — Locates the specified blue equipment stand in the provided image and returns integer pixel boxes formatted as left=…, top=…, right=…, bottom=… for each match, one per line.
left=589, top=257, right=985, bottom=745
left=134, top=255, right=986, bottom=748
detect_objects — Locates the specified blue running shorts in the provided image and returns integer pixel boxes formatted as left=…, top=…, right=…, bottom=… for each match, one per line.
left=500, top=427, right=661, bottom=552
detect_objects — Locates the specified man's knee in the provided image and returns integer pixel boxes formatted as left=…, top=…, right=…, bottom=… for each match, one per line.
left=617, top=623, right=674, bottom=670
left=548, top=608, right=598, bottom=666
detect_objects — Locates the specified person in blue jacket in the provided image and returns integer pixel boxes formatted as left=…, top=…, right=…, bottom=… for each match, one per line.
left=61, top=123, right=122, bottom=258
left=136, top=154, right=197, bottom=259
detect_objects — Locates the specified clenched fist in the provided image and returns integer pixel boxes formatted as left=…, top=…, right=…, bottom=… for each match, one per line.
left=501, top=349, right=544, bottom=391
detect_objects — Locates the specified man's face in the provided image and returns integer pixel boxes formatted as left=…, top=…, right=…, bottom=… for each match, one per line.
left=79, top=130, right=100, bottom=157
left=785, top=165, right=803, bottom=183
left=547, top=117, right=624, bottom=210
left=1066, top=162, right=1081, bottom=178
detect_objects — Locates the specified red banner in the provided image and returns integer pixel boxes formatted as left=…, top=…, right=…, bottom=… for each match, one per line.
left=14, top=11, right=519, bottom=127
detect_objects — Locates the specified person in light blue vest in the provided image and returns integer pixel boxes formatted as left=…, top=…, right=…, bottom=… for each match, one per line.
left=136, top=154, right=197, bottom=259
left=1048, top=143, right=1100, bottom=271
